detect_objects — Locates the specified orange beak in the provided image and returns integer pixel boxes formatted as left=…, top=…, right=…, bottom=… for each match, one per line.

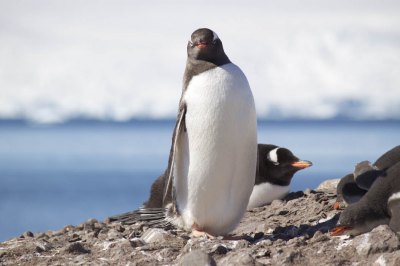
left=330, top=226, right=351, bottom=236
left=196, top=43, right=207, bottom=49
left=291, top=160, right=312, bottom=169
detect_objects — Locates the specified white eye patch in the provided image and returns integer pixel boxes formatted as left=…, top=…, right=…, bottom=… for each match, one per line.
left=267, top=147, right=280, bottom=165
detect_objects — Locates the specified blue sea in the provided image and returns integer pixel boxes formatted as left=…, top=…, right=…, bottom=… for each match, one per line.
left=0, top=119, right=399, bottom=241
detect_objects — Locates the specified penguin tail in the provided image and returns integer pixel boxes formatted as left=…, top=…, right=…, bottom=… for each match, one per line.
left=108, top=207, right=174, bottom=229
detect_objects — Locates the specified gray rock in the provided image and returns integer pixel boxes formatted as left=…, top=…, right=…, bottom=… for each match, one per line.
left=374, top=250, right=400, bottom=266
left=22, top=231, right=34, bottom=238
left=316, top=179, right=340, bottom=191
left=352, top=225, right=400, bottom=257
left=35, top=240, right=53, bottom=252
left=210, top=244, right=229, bottom=255
left=218, top=251, right=255, bottom=266
left=129, top=237, right=145, bottom=247
left=107, top=228, right=122, bottom=241
left=62, top=225, right=75, bottom=233
left=179, top=249, right=216, bottom=266
left=141, top=228, right=172, bottom=244
left=64, top=242, right=90, bottom=254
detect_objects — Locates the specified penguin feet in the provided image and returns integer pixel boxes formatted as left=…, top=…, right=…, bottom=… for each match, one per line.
left=190, top=223, right=249, bottom=240
left=191, top=223, right=216, bottom=239
left=330, top=226, right=352, bottom=236
left=333, top=201, right=346, bottom=210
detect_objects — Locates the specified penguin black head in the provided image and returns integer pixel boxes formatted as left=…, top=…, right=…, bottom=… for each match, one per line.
left=187, top=28, right=230, bottom=64
left=256, top=144, right=312, bottom=186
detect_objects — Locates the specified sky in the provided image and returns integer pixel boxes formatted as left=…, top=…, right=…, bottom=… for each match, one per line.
left=1, top=0, right=400, bottom=123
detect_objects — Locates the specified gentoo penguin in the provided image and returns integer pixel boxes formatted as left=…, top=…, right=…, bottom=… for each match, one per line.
left=109, top=144, right=310, bottom=226
left=142, top=28, right=257, bottom=237
left=334, top=145, right=400, bottom=209
left=331, top=161, right=400, bottom=236
left=247, top=144, right=312, bottom=209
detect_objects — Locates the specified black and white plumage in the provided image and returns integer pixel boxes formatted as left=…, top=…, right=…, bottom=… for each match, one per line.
left=247, top=144, right=312, bottom=209
left=109, top=144, right=312, bottom=226
left=151, top=144, right=312, bottom=211
left=332, top=161, right=400, bottom=236
left=335, top=145, right=400, bottom=208
left=111, top=28, right=258, bottom=236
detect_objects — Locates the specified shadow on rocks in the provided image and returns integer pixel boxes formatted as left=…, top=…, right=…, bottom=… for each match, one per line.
left=270, top=213, right=340, bottom=241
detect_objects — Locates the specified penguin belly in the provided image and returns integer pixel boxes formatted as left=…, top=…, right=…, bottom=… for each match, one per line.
left=247, top=183, right=290, bottom=209
left=174, top=63, right=257, bottom=236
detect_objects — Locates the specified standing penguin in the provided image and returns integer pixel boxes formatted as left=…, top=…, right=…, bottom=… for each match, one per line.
left=163, top=28, right=257, bottom=236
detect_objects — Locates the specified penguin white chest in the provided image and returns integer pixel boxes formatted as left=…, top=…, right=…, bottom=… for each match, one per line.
left=174, top=63, right=257, bottom=235
left=247, top=183, right=290, bottom=209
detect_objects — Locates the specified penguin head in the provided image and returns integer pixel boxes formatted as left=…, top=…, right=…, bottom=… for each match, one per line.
left=353, top=161, right=378, bottom=179
left=331, top=202, right=389, bottom=236
left=187, top=28, right=230, bottom=64
left=257, top=144, right=312, bottom=186
left=353, top=160, right=384, bottom=191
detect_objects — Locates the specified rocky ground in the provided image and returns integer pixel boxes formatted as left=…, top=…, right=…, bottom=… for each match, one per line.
left=1, top=179, right=399, bottom=266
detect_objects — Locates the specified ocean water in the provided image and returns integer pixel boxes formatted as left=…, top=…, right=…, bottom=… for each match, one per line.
left=0, top=119, right=399, bottom=241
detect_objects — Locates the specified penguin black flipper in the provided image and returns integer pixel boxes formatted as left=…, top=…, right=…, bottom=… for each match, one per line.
left=163, top=103, right=187, bottom=205
left=107, top=104, right=187, bottom=227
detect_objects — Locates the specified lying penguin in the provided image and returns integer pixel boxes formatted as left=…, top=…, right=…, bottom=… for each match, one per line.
left=334, top=145, right=400, bottom=209
left=109, top=144, right=312, bottom=225
left=331, top=161, right=400, bottom=236
left=248, top=144, right=312, bottom=209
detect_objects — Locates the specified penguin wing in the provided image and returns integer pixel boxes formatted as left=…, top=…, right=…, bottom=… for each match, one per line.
left=163, top=104, right=187, bottom=204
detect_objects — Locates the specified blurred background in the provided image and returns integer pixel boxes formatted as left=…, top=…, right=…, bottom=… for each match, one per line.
left=0, top=0, right=399, bottom=241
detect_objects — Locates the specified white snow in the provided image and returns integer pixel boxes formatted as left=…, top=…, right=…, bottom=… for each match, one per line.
left=1, top=1, right=400, bottom=123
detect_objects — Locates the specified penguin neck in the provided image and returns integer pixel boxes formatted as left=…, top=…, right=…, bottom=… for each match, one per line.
left=183, top=56, right=231, bottom=90
left=267, top=175, right=292, bottom=187
left=256, top=173, right=293, bottom=187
